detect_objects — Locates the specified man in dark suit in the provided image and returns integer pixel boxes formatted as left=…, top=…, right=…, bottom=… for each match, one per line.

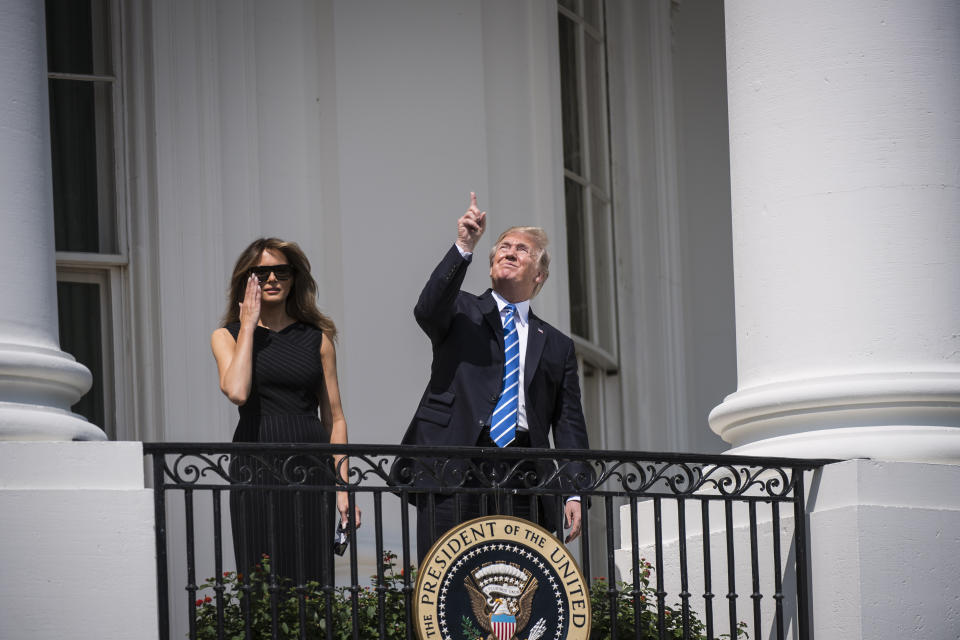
left=402, top=192, right=590, bottom=561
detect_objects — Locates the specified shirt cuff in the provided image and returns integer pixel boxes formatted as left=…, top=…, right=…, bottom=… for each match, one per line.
left=565, top=496, right=581, bottom=503
left=455, top=243, right=472, bottom=259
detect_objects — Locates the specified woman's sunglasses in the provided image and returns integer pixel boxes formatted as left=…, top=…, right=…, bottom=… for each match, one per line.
left=249, top=265, right=294, bottom=283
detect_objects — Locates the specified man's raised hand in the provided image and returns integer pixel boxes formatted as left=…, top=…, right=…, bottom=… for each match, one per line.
left=456, top=191, right=487, bottom=253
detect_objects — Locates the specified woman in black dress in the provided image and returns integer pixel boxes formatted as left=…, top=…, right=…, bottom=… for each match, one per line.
left=211, top=238, right=360, bottom=585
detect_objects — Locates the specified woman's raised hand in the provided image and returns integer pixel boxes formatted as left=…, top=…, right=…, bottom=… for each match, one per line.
left=456, top=191, right=486, bottom=253
left=238, top=274, right=261, bottom=329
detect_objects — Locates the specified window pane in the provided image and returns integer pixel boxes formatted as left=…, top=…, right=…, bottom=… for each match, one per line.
left=558, top=0, right=578, bottom=12
left=565, top=179, right=590, bottom=339
left=49, top=78, right=117, bottom=253
left=45, top=0, right=112, bottom=75
left=558, top=15, right=582, bottom=175
left=582, top=1, right=603, bottom=31
left=56, top=281, right=106, bottom=434
left=591, top=194, right=616, bottom=353
left=585, top=35, right=608, bottom=190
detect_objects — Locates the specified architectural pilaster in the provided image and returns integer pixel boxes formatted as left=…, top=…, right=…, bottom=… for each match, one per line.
left=0, top=0, right=103, bottom=440
left=710, top=0, right=960, bottom=462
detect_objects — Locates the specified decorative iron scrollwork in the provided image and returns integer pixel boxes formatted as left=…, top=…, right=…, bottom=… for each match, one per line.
left=151, top=445, right=803, bottom=500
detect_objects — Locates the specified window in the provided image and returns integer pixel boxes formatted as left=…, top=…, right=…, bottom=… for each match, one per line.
left=558, top=0, right=619, bottom=449
left=558, top=4, right=620, bottom=574
left=558, top=0, right=618, bottom=365
left=46, top=0, right=127, bottom=439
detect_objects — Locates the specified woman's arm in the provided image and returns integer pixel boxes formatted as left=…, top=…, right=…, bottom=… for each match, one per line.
left=211, top=275, right=261, bottom=405
left=318, top=333, right=361, bottom=528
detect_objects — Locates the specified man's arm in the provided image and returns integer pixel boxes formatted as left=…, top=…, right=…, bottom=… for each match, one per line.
left=413, top=193, right=488, bottom=342
left=552, top=338, right=591, bottom=543
left=414, top=246, right=470, bottom=342
left=552, top=339, right=590, bottom=451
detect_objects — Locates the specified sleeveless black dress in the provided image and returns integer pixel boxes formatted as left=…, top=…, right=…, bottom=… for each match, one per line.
left=226, top=321, right=335, bottom=585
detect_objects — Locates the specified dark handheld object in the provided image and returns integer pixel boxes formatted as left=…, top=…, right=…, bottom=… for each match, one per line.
left=333, top=521, right=349, bottom=556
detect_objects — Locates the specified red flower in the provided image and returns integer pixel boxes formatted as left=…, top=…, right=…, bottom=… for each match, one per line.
left=223, top=572, right=231, bottom=577
left=596, top=577, right=606, bottom=581
left=195, top=599, right=204, bottom=606
left=204, top=596, right=212, bottom=603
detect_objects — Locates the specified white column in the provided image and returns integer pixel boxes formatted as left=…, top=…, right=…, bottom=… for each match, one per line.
left=0, top=0, right=103, bottom=440
left=710, top=1, right=960, bottom=462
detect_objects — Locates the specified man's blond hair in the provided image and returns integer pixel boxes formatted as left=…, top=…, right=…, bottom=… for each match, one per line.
left=488, top=226, right=551, bottom=298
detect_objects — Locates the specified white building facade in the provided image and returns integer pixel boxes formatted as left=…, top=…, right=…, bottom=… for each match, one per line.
left=1, top=1, right=958, bottom=638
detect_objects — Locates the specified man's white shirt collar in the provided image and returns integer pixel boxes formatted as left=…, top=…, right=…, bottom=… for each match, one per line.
left=491, top=290, right=530, bottom=326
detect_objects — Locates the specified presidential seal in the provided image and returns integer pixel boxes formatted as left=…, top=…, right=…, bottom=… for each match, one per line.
left=414, top=516, right=590, bottom=640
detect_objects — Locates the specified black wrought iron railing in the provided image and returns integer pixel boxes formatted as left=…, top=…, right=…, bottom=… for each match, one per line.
left=144, top=443, right=834, bottom=640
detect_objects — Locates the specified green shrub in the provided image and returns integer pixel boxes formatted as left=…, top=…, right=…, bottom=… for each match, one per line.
left=194, top=553, right=746, bottom=640
left=193, top=552, right=410, bottom=640
left=588, top=558, right=747, bottom=639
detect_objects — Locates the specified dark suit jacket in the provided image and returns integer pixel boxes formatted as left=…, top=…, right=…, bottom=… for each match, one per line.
left=401, top=245, right=590, bottom=497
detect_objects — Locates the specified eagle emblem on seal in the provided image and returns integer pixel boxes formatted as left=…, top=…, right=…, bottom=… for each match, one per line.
left=465, top=562, right=540, bottom=640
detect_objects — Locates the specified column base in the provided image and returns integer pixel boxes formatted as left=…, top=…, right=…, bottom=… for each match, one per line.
left=0, top=402, right=106, bottom=441
left=725, top=425, right=960, bottom=463
left=709, top=372, right=960, bottom=463
left=0, top=343, right=103, bottom=441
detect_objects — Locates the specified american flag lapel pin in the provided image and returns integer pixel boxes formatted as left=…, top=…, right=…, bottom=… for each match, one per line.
left=537, top=327, right=544, bottom=334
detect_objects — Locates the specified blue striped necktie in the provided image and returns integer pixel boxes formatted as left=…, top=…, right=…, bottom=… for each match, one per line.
left=490, top=303, right=519, bottom=447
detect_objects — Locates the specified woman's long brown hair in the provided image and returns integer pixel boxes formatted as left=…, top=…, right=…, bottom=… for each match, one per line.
left=220, top=238, right=338, bottom=341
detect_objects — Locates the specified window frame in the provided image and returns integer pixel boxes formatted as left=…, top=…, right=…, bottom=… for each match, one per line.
left=558, top=0, right=619, bottom=372
left=48, top=0, right=132, bottom=439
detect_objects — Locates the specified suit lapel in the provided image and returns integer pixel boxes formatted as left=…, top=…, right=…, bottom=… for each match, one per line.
left=479, top=290, right=504, bottom=350
left=525, top=311, right=546, bottom=392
